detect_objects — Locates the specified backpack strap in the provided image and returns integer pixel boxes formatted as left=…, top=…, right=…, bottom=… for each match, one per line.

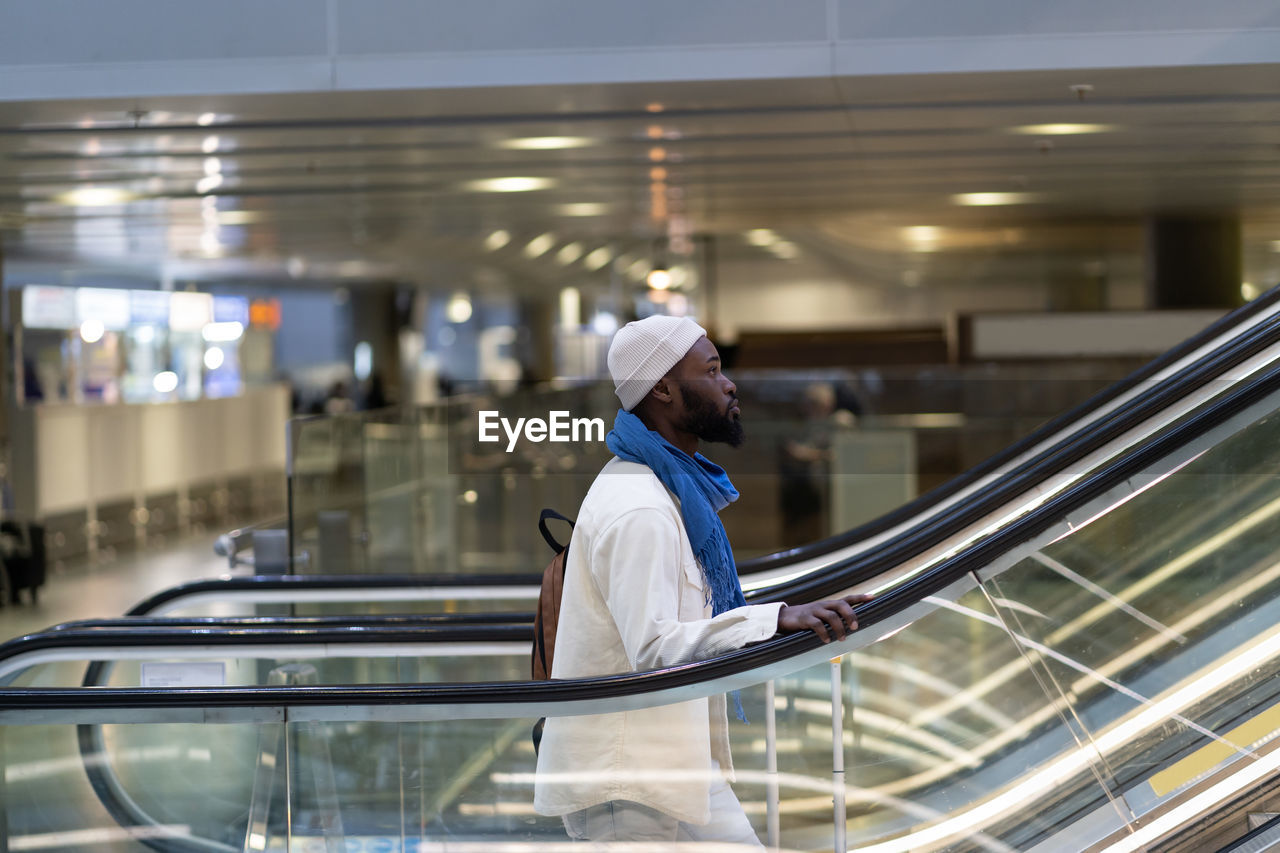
left=538, top=508, right=575, bottom=553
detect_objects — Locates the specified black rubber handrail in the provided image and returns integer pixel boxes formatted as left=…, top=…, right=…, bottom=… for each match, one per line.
left=736, top=288, right=1280, bottom=574
left=5, top=346, right=1277, bottom=712
left=0, top=622, right=534, bottom=665
left=126, top=571, right=543, bottom=616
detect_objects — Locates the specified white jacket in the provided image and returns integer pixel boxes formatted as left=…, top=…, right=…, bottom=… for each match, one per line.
left=533, top=457, right=785, bottom=824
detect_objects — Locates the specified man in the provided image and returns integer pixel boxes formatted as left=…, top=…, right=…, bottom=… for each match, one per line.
left=534, top=315, right=871, bottom=845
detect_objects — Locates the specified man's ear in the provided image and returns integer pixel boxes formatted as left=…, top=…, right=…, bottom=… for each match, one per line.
left=649, top=376, right=675, bottom=404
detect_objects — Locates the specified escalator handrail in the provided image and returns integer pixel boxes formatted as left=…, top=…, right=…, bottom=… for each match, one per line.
left=4, top=349, right=1278, bottom=714
left=125, top=571, right=543, bottom=616
left=0, top=621, right=534, bottom=662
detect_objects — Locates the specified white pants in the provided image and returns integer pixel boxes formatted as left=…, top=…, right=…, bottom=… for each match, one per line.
left=562, top=769, right=763, bottom=848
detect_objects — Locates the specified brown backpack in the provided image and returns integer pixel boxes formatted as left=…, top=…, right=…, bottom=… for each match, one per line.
left=532, top=509, right=575, bottom=680
left=532, top=509, right=574, bottom=754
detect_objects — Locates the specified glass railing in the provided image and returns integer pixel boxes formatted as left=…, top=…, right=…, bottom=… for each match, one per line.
left=9, top=352, right=1280, bottom=850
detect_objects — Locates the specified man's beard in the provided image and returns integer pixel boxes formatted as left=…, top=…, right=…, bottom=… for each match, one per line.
left=681, top=385, right=745, bottom=448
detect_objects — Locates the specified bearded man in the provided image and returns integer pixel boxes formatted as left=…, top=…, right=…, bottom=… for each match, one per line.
left=534, top=315, right=870, bottom=845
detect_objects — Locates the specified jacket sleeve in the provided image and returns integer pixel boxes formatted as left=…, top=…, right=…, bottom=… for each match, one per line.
left=590, top=507, right=784, bottom=671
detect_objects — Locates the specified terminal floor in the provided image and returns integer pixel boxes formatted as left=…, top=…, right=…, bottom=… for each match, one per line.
left=0, top=535, right=240, bottom=644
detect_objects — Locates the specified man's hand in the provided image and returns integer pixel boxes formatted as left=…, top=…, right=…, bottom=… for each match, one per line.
left=777, top=594, right=874, bottom=643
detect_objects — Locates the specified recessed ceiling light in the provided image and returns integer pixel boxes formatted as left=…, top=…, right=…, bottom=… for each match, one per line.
left=55, top=187, right=135, bottom=206
left=1242, top=282, right=1260, bottom=301
left=556, top=242, right=584, bottom=265
left=583, top=247, right=614, bottom=270
left=953, top=192, right=1036, bottom=206
left=201, top=135, right=220, bottom=154
left=1011, top=123, right=1113, bottom=135
left=523, top=232, right=556, bottom=258
left=745, top=228, right=778, bottom=247
left=498, top=137, right=594, bottom=150
left=769, top=241, right=799, bottom=259
left=196, top=174, right=224, bottom=195
left=484, top=230, right=511, bottom=251
left=903, top=226, right=941, bottom=251
left=649, top=147, right=667, bottom=162
left=465, top=176, right=555, bottom=193
left=197, top=112, right=217, bottom=127
left=559, top=203, right=607, bottom=217
left=216, top=210, right=263, bottom=225
left=647, top=268, right=672, bottom=290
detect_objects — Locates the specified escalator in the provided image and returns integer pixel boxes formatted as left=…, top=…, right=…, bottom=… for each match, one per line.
left=8, top=300, right=1280, bottom=849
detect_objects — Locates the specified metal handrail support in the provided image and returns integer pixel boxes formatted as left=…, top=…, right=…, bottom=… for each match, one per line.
left=244, top=664, right=345, bottom=853
left=765, top=679, right=780, bottom=850
left=832, top=657, right=847, bottom=853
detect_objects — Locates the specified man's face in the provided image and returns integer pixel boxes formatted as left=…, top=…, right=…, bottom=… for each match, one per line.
left=671, top=336, right=744, bottom=448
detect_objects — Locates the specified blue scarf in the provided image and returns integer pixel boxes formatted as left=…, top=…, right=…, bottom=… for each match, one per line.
left=606, top=409, right=750, bottom=721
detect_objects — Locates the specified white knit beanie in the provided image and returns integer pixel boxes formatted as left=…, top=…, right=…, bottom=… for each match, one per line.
left=607, top=315, right=707, bottom=411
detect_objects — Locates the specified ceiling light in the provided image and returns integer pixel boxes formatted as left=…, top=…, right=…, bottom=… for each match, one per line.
left=203, top=346, right=225, bottom=370
left=203, top=157, right=222, bottom=176
left=201, top=135, right=220, bottom=154
left=54, top=187, right=135, bottom=206
left=196, top=174, right=223, bottom=195
left=769, top=241, right=799, bottom=259
left=484, top=229, right=511, bottom=251
left=953, top=192, right=1035, bottom=206
left=445, top=292, right=473, bottom=324
left=646, top=103, right=664, bottom=113
left=626, top=258, right=650, bottom=281
left=1242, top=282, right=1260, bottom=301
left=647, top=126, right=664, bottom=140
left=648, top=147, right=667, bottom=162
left=498, top=136, right=594, bottom=150
left=1269, top=240, right=1280, bottom=253
left=559, top=202, right=607, bottom=217
left=216, top=210, right=263, bottom=226
left=465, top=176, right=555, bottom=193
left=523, top=232, right=556, bottom=258
left=745, top=228, right=778, bottom=247
left=904, top=226, right=941, bottom=251
left=556, top=242, right=584, bottom=265
left=79, top=319, right=105, bottom=344
left=583, top=247, right=614, bottom=271
left=647, top=268, right=672, bottom=290
left=649, top=167, right=668, bottom=182
left=1011, top=123, right=1113, bottom=135
left=152, top=371, right=179, bottom=394
left=197, top=112, right=217, bottom=126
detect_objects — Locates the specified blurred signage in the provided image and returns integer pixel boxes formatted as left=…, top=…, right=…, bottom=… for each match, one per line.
left=169, top=291, right=214, bottom=331
left=130, top=289, right=171, bottom=325
left=212, top=294, right=250, bottom=325
left=249, top=297, right=282, bottom=331
left=75, top=287, right=131, bottom=331
left=21, top=285, right=76, bottom=329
